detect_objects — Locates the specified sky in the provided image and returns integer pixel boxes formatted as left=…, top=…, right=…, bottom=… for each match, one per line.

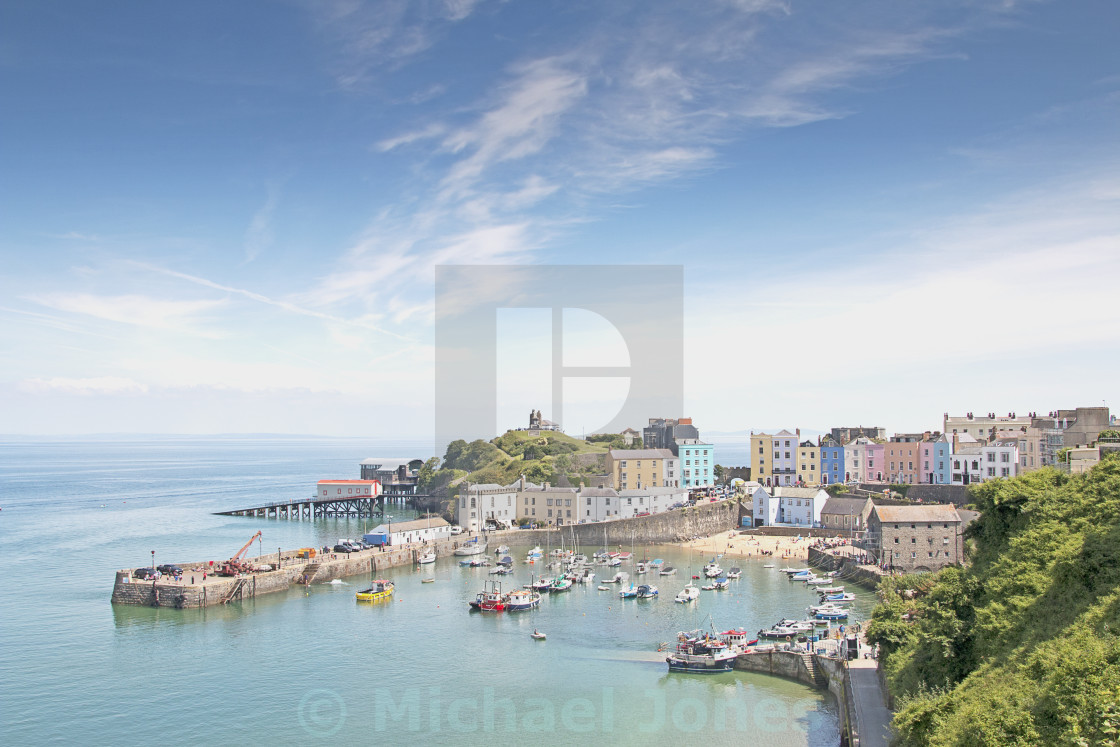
left=1, top=0, right=1118, bottom=442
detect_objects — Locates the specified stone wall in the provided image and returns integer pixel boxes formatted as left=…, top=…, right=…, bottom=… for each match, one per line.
left=739, top=526, right=856, bottom=538
left=808, top=547, right=886, bottom=591
left=482, top=499, right=738, bottom=548
left=734, top=650, right=817, bottom=687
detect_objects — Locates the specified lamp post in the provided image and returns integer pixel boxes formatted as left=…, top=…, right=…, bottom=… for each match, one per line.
left=151, top=550, right=155, bottom=571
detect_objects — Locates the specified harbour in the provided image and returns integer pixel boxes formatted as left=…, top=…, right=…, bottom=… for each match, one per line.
left=3, top=439, right=852, bottom=745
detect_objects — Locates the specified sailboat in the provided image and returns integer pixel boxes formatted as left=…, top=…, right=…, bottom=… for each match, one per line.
left=675, top=542, right=700, bottom=603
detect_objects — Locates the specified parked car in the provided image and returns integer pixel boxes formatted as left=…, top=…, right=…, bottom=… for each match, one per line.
left=450, top=525, right=464, bottom=535
left=333, top=544, right=356, bottom=554
left=156, top=564, right=181, bottom=575
left=132, top=567, right=157, bottom=580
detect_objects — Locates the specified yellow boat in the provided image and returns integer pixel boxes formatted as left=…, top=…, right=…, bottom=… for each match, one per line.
left=355, top=579, right=394, bottom=602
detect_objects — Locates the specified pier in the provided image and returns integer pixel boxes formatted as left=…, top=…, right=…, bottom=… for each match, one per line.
left=214, top=491, right=436, bottom=520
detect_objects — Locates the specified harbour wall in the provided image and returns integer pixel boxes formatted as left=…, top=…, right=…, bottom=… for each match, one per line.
left=735, top=650, right=858, bottom=746
left=807, top=547, right=886, bottom=591
left=485, top=499, right=739, bottom=548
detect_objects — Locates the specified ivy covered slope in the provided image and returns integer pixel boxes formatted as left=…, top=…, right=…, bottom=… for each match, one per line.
left=866, top=454, right=1120, bottom=746
left=418, top=430, right=617, bottom=495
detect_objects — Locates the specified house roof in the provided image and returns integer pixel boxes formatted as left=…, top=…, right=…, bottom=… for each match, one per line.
left=580, top=487, right=618, bottom=497
left=772, top=487, right=826, bottom=499
left=318, top=479, right=379, bottom=485
left=465, top=483, right=508, bottom=492
left=521, top=485, right=577, bottom=494
left=775, top=429, right=797, bottom=437
left=608, top=448, right=676, bottom=459
left=821, top=496, right=869, bottom=515
left=374, top=517, right=450, bottom=533
left=618, top=487, right=687, bottom=496
left=872, top=504, right=961, bottom=524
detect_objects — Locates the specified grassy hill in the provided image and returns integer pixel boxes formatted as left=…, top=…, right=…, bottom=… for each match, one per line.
left=866, top=455, right=1120, bottom=745
left=420, top=430, right=615, bottom=509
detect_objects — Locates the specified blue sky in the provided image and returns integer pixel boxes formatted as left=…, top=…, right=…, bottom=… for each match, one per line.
left=2, top=0, right=1118, bottom=439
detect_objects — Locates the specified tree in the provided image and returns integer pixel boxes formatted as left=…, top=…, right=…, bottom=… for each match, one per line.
left=417, top=457, right=440, bottom=488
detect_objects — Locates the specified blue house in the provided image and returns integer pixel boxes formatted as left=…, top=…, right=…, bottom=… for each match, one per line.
left=819, top=436, right=845, bottom=485
left=921, top=436, right=952, bottom=484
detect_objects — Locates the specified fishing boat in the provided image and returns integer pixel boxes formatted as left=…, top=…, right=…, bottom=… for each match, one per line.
left=659, top=565, right=676, bottom=576
left=355, top=579, right=394, bottom=602
left=530, top=576, right=554, bottom=592
left=618, top=584, right=638, bottom=598
left=637, top=584, right=659, bottom=599
left=505, top=589, right=542, bottom=611
left=703, top=560, right=723, bottom=578
left=815, top=609, right=849, bottom=621
left=758, top=620, right=815, bottom=638
left=674, top=584, right=700, bottom=603
left=549, top=576, right=573, bottom=593
left=719, top=629, right=754, bottom=651
left=726, top=567, right=741, bottom=579
left=568, top=567, right=595, bottom=584
left=468, top=581, right=506, bottom=612
left=531, top=630, right=547, bottom=640
left=665, top=631, right=738, bottom=673
left=454, top=538, right=488, bottom=556
left=417, top=551, right=436, bottom=565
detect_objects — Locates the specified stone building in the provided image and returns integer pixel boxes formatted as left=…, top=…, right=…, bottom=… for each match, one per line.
left=868, top=504, right=963, bottom=573
left=819, top=495, right=873, bottom=532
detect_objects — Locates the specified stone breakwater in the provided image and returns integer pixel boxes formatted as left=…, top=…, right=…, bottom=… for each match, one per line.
left=111, top=534, right=473, bottom=609
left=807, top=546, right=887, bottom=591
left=111, top=500, right=740, bottom=608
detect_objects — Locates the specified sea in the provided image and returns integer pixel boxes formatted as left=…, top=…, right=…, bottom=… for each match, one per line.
left=0, top=438, right=859, bottom=746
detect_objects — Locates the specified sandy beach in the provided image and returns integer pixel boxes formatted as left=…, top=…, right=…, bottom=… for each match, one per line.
left=675, top=531, right=815, bottom=562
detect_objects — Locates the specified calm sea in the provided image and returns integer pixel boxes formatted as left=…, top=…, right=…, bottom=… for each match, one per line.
left=0, top=438, right=854, bottom=746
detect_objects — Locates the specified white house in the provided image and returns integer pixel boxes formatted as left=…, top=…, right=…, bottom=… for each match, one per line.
left=580, top=487, right=621, bottom=522
left=979, top=437, right=1020, bottom=482
left=950, top=444, right=984, bottom=485
left=363, top=517, right=450, bottom=546
left=617, top=486, right=688, bottom=518
left=457, top=483, right=518, bottom=532
left=750, top=486, right=829, bottom=527
left=517, top=484, right=578, bottom=526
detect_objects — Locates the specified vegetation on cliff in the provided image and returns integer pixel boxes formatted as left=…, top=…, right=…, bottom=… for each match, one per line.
left=420, top=431, right=613, bottom=500
left=865, top=455, right=1120, bottom=745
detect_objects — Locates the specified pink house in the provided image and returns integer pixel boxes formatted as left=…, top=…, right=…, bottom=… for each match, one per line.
left=865, top=442, right=885, bottom=483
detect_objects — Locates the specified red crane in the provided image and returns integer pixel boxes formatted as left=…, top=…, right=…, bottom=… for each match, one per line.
left=218, top=531, right=262, bottom=576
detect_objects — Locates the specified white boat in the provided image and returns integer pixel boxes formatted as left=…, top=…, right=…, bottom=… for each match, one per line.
left=526, top=546, right=543, bottom=559
left=417, top=551, right=436, bottom=565
left=763, top=564, right=775, bottom=568
left=608, top=571, right=629, bottom=584
left=713, top=577, right=729, bottom=590
left=494, top=545, right=509, bottom=556
left=805, top=577, right=831, bottom=585
left=454, top=538, right=488, bottom=556
left=674, top=584, right=700, bottom=603
left=597, top=585, right=610, bottom=591
left=817, top=586, right=845, bottom=594
left=531, top=630, right=546, bottom=640
left=726, top=567, right=741, bottom=579
left=703, top=561, right=723, bottom=578
left=636, top=584, right=658, bottom=598
left=659, top=565, right=676, bottom=576
left=635, top=561, right=649, bottom=575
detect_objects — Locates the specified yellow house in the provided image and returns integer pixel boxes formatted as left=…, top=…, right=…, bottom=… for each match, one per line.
left=798, top=440, right=820, bottom=486
left=606, top=449, right=679, bottom=489
left=751, top=433, right=773, bottom=486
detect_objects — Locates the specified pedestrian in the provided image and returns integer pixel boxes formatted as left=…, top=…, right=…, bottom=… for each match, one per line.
left=203, top=572, right=207, bottom=581
left=191, top=575, right=195, bottom=585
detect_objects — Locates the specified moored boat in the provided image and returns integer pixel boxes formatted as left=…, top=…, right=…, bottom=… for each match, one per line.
left=674, top=583, right=699, bottom=603
left=726, top=567, right=741, bottom=579
left=417, top=551, right=436, bottom=565
left=703, top=560, right=723, bottom=578
left=637, top=584, right=659, bottom=599
left=454, top=538, right=488, bottom=556
left=659, top=565, right=676, bottom=576
left=618, top=584, right=638, bottom=598
left=469, top=581, right=506, bottom=612
left=505, top=589, right=542, bottom=611
left=665, top=631, right=738, bottom=673
left=355, top=579, right=394, bottom=602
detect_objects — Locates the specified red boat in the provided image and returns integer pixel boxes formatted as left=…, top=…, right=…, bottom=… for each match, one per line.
left=469, top=580, right=507, bottom=612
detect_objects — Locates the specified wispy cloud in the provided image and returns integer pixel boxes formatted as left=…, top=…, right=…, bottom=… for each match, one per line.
left=19, top=376, right=149, bottom=396
left=243, top=183, right=280, bottom=262
left=25, top=293, right=228, bottom=338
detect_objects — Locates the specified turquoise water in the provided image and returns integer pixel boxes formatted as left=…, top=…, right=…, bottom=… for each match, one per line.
left=0, top=439, right=863, bottom=745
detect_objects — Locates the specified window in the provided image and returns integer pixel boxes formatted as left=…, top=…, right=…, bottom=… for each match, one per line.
left=943, top=537, right=949, bottom=544
left=987, top=453, right=995, bottom=462
left=988, top=468, right=995, bottom=476
left=893, top=537, right=899, bottom=544
left=911, top=552, right=916, bottom=559
left=911, top=537, right=916, bottom=544
left=586, top=497, right=591, bottom=506
left=1001, top=453, right=1010, bottom=463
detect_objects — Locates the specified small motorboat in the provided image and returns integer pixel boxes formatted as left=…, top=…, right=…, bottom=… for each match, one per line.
left=531, top=630, right=547, bottom=640
left=421, top=578, right=435, bottom=584
left=675, top=584, right=700, bottom=603
left=726, top=567, right=741, bottom=579
left=701, top=583, right=716, bottom=591
left=618, top=584, right=638, bottom=598
left=713, top=577, right=730, bottom=591
left=635, top=561, right=649, bottom=575
left=636, top=584, right=658, bottom=599
left=659, top=565, right=676, bottom=576
left=703, top=560, right=723, bottom=578
left=817, top=585, right=844, bottom=594
left=355, top=579, right=394, bottom=602
left=417, top=551, right=436, bottom=565
left=498, top=556, right=514, bottom=567
left=763, top=564, right=775, bottom=568
left=495, top=545, right=510, bottom=556
left=597, top=585, right=610, bottom=591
